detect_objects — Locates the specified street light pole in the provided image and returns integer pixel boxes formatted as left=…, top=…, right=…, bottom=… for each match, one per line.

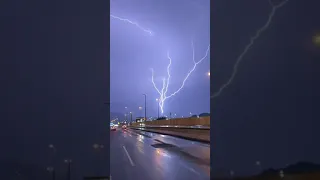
left=48, top=144, right=56, bottom=164
left=138, top=106, right=142, bottom=118
left=48, top=144, right=57, bottom=180
left=93, top=144, right=104, bottom=176
left=156, top=99, right=159, bottom=119
left=68, top=162, right=71, bottom=180
left=124, top=107, right=128, bottom=122
left=46, top=167, right=56, bottom=180
left=64, top=159, right=72, bottom=180
left=143, top=94, right=147, bottom=122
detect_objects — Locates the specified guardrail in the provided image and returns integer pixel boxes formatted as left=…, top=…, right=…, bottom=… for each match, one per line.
left=131, top=125, right=210, bottom=129
left=130, top=126, right=210, bottom=143
left=131, top=116, right=210, bottom=127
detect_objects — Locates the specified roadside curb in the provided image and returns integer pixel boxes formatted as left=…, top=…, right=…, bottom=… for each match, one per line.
left=130, top=127, right=210, bottom=144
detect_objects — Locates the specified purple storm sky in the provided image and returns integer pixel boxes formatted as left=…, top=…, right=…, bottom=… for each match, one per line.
left=110, top=0, right=210, bottom=118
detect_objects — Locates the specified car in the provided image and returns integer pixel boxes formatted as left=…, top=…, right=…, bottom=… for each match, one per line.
left=110, top=126, right=116, bottom=131
left=122, top=125, right=127, bottom=129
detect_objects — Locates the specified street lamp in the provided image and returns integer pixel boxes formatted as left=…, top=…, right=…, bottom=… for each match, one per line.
left=93, top=143, right=104, bottom=150
left=279, top=170, right=284, bottom=178
left=93, top=143, right=104, bottom=176
left=156, top=99, right=160, bottom=119
left=313, top=34, right=320, bottom=46
left=207, top=72, right=210, bottom=76
left=46, top=167, right=56, bottom=180
left=230, top=170, right=234, bottom=178
left=138, top=106, right=142, bottom=118
left=256, top=161, right=262, bottom=173
left=143, top=94, right=147, bottom=122
left=48, top=144, right=56, bottom=176
left=124, top=107, right=128, bottom=121
left=64, top=159, right=72, bottom=180
left=48, top=144, right=56, bottom=153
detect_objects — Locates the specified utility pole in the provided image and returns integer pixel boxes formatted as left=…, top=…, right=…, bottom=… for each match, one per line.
left=143, top=94, right=147, bottom=122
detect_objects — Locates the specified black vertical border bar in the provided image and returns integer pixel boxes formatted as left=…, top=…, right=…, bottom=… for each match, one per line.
left=104, top=0, right=111, bottom=177
left=210, top=0, right=221, bottom=178
left=209, top=0, right=214, bottom=178
left=0, top=0, right=111, bottom=178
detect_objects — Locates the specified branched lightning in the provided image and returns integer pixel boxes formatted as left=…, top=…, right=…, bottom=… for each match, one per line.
left=110, top=14, right=154, bottom=36
left=211, top=0, right=289, bottom=99
left=152, top=42, right=210, bottom=114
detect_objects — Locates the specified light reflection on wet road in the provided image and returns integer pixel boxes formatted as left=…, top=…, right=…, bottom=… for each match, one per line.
left=110, top=128, right=210, bottom=180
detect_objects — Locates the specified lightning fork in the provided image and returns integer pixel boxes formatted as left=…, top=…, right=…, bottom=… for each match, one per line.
left=211, top=0, right=289, bottom=99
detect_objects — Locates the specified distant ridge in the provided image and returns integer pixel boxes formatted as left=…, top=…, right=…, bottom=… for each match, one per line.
left=260, top=161, right=320, bottom=175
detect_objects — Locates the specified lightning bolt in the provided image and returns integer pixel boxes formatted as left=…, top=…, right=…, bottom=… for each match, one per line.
left=211, top=0, right=289, bottom=99
left=152, top=42, right=210, bottom=114
left=110, top=14, right=154, bottom=36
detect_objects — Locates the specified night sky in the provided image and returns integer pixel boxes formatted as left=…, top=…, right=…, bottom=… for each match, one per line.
left=111, top=0, right=210, bottom=119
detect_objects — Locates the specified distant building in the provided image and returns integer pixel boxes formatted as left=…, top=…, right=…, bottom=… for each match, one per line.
left=135, top=117, right=144, bottom=122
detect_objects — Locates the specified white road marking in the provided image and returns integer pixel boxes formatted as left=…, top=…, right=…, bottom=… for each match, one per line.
left=123, top=145, right=135, bottom=166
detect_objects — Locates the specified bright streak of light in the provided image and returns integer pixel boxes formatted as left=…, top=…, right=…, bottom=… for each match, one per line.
left=211, top=0, right=289, bottom=99
left=110, top=14, right=154, bottom=36
left=152, top=42, right=210, bottom=114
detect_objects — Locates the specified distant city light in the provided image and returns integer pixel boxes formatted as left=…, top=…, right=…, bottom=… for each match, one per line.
left=313, top=34, right=320, bottom=46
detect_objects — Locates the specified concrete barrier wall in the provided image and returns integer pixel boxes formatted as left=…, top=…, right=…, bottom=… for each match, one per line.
left=131, top=127, right=210, bottom=142
left=131, top=116, right=210, bottom=127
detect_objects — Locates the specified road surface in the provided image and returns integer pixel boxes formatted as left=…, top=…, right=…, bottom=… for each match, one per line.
left=110, top=128, right=210, bottom=180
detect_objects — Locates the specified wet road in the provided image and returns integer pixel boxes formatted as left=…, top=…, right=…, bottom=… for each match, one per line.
left=110, top=128, right=210, bottom=180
